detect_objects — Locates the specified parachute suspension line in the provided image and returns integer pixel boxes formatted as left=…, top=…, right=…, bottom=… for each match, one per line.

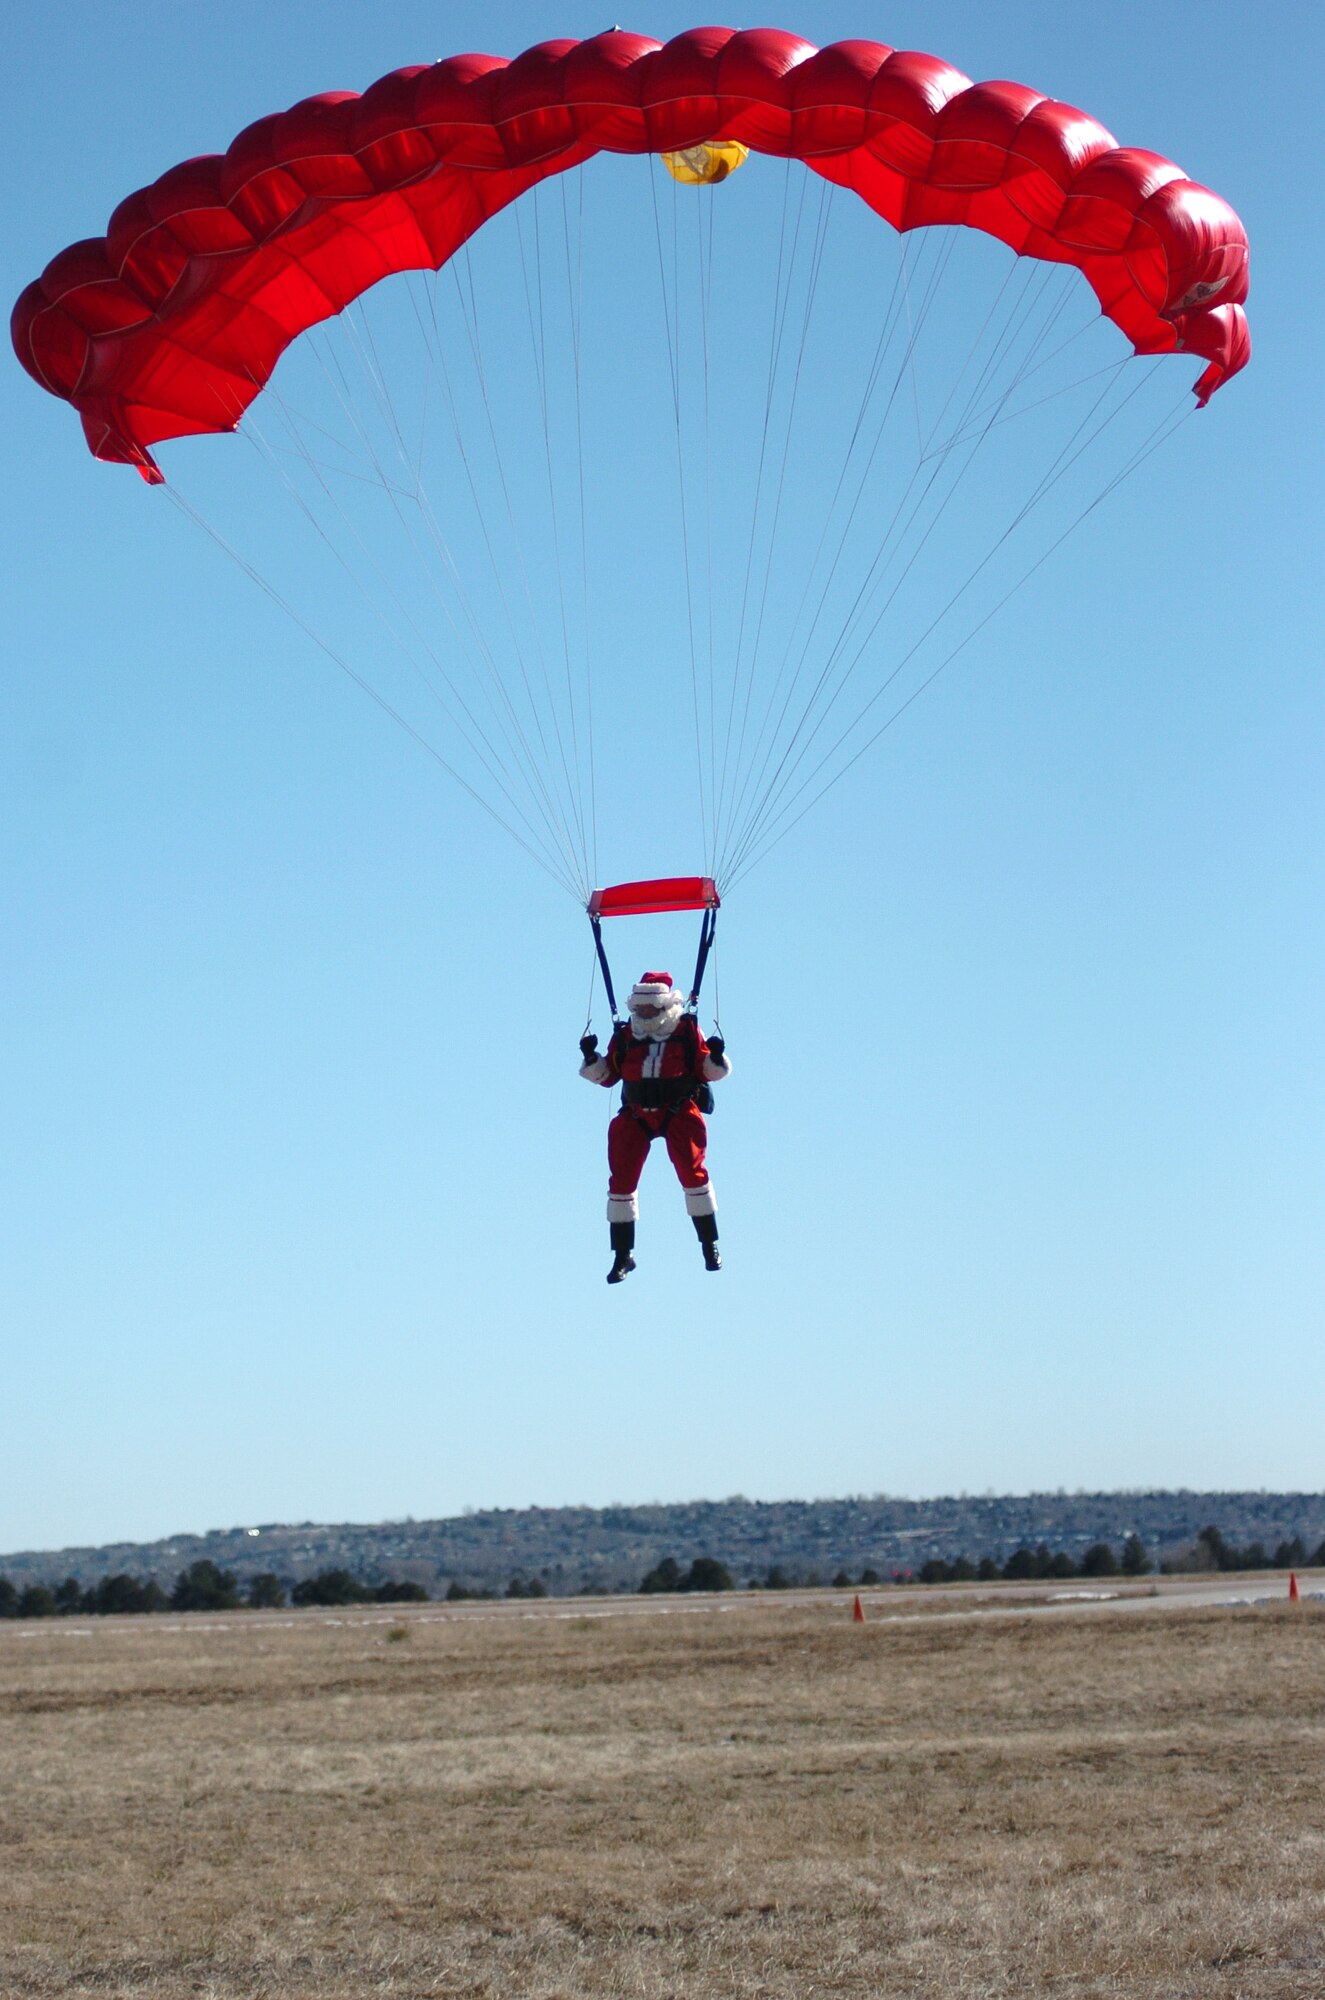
left=717, top=224, right=963, bottom=872
left=648, top=157, right=710, bottom=872
left=238, top=252, right=599, bottom=903
left=709, top=918, right=723, bottom=1041
left=720, top=253, right=1087, bottom=880
left=732, top=362, right=1184, bottom=892
left=535, top=178, right=595, bottom=885
left=710, top=159, right=799, bottom=865
left=698, top=165, right=720, bottom=875
left=584, top=926, right=605, bottom=1036
left=921, top=308, right=1109, bottom=461
left=718, top=245, right=911, bottom=822
left=302, top=311, right=591, bottom=894
left=719, top=282, right=1080, bottom=885
left=725, top=387, right=1194, bottom=893
left=716, top=225, right=953, bottom=857
left=428, top=256, right=592, bottom=891
left=295, top=309, right=568, bottom=847
left=729, top=176, right=838, bottom=813
left=901, top=230, right=926, bottom=460
left=515, top=190, right=594, bottom=889
left=397, top=274, right=589, bottom=872
left=713, top=162, right=819, bottom=853
left=229, top=354, right=587, bottom=891
left=235, top=380, right=582, bottom=884
left=159, top=481, right=584, bottom=901
left=712, top=231, right=940, bottom=868
left=721, top=293, right=1094, bottom=886
left=562, top=167, right=599, bottom=887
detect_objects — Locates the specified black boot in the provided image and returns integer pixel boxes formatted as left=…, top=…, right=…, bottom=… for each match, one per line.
left=607, top=1221, right=636, bottom=1284
left=693, top=1213, right=721, bottom=1272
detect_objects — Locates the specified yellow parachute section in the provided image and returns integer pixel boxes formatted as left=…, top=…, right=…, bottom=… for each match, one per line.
left=661, top=141, right=750, bottom=186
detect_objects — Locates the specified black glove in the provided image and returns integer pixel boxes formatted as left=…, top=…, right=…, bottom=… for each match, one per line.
left=706, top=1036, right=725, bottom=1062
left=579, top=1034, right=599, bottom=1061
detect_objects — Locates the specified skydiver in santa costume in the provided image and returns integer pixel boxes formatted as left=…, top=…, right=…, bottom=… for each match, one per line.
left=579, top=972, right=731, bottom=1283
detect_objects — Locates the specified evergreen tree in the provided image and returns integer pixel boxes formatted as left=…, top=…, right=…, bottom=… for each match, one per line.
left=0, top=1578, right=17, bottom=1618
left=1196, top=1526, right=1232, bottom=1571
left=1120, top=1534, right=1151, bottom=1576
left=1080, top=1543, right=1119, bottom=1577
left=247, top=1573, right=287, bottom=1609
left=639, top=1556, right=684, bottom=1594
left=18, top=1584, right=56, bottom=1618
left=292, top=1569, right=368, bottom=1607
left=171, top=1559, right=241, bottom=1612
left=682, top=1557, right=733, bottom=1593
left=87, top=1575, right=165, bottom=1615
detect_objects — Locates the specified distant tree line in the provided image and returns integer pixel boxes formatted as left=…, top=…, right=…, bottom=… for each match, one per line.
left=639, top=1556, right=735, bottom=1593
left=0, top=1559, right=430, bottom=1619
left=908, top=1534, right=1153, bottom=1585
left=1176, top=1526, right=1315, bottom=1574
left=446, top=1574, right=550, bottom=1599
left=642, top=1527, right=1324, bottom=1591
left=2, top=1527, right=1320, bottom=1619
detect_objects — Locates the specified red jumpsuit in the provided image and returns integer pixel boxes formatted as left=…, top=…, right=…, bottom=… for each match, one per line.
left=581, top=1016, right=730, bottom=1224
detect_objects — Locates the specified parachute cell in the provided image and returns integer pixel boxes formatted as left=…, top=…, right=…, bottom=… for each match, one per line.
left=12, top=27, right=1251, bottom=483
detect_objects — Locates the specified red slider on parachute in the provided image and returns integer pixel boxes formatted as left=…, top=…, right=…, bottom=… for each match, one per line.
left=586, top=879, right=720, bottom=1023
left=587, top=877, right=719, bottom=919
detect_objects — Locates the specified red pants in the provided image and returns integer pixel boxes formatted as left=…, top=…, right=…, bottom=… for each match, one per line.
left=606, top=1105, right=714, bottom=1225
left=609, top=1104, right=709, bottom=1192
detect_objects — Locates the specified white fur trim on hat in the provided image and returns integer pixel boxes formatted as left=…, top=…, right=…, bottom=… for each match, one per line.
left=629, top=974, right=677, bottom=1003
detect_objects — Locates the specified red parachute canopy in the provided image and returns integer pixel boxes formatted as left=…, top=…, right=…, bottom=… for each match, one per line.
left=13, top=28, right=1250, bottom=480
left=589, top=878, right=719, bottom=919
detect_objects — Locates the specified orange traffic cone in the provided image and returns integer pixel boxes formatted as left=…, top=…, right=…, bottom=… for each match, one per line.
left=853, top=1593, right=865, bottom=1623
left=1289, top=1571, right=1300, bottom=1603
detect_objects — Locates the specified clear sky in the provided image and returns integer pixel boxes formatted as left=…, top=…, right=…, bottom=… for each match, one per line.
left=4, top=2, right=1322, bottom=1558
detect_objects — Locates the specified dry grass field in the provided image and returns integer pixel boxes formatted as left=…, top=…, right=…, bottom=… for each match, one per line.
left=2, top=1594, right=1323, bottom=1998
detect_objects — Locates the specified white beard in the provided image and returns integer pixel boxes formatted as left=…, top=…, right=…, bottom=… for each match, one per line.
left=630, top=999, right=683, bottom=1041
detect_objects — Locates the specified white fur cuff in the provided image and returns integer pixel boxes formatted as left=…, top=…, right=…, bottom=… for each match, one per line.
left=607, top=1192, right=639, bottom=1223
left=684, top=1184, right=717, bottom=1218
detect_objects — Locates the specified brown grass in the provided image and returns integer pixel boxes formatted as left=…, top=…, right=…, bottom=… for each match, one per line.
left=2, top=1596, right=1323, bottom=1997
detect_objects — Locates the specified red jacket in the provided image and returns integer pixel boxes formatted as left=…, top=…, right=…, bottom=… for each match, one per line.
left=581, top=1017, right=731, bottom=1110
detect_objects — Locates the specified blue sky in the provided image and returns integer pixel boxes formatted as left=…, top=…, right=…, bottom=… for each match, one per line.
left=4, top=3, right=1322, bottom=1558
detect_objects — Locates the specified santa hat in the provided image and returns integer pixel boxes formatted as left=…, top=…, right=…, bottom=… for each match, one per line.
left=629, top=972, right=681, bottom=1013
